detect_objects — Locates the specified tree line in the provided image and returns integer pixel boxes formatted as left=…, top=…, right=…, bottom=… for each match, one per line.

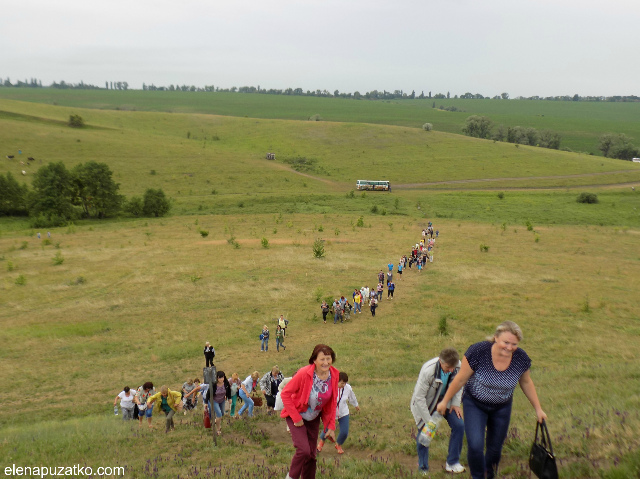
left=0, top=162, right=171, bottom=227
left=2, top=78, right=639, bottom=102
left=462, top=115, right=640, bottom=159
left=462, top=116, right=562, bottom=150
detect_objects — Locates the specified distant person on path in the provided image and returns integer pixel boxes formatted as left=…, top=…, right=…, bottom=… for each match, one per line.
left=387, top=280, right=395, bottom=299
left=279, top=315, right=289, bottom=337
left=353, top=290, right=362, bottom=314
left=378, top=270, right=385, bottom=284
left=276, top=325, right=286, bottom=351
left=388, top=262, right=394, bottom=272
left=135, top=382, right=156, bottom=428
left=321, top=301, right=329, bottom=323
left=261, top=325, right=270, bottom=352
left=361, top=286, right=369, bottom=305
left=237, top=371, right=260, bottom=417
left=147, top=385, right=183, bottom=433
left=204, top=342, right=215, bottom=367
left=114, top=386, right=136, bottom=420
left=317, top=371, right=360, bottom=454
left=376, top=282, right=384, bottom=300
left=397, top=262, right=403, bottom=280
left=281, top=344, right=340, bottom=479
left=260, top=366, right=285, bottom=410
left=437, top=321, right=547, bottom=479
left=370, top=297, right=378, bottom=316
left=208, top=371, right=232, bottom=435
left=411, top=347, right=466, bottom=475
left=387, top=271, right=393, bottom=284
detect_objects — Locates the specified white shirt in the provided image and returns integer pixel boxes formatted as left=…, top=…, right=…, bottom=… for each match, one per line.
left=336, top=383, right=359, bottom=419
left=118, top=391, right=136, bottom=409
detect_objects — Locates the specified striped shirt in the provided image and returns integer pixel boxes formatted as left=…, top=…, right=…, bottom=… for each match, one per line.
left=464, top=341, right=531, bottom=405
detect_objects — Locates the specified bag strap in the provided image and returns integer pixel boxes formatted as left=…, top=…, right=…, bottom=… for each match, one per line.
left=539, top=419, right=555, bottom=456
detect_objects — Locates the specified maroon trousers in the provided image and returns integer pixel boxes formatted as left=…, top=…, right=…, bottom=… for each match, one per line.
left=286, top=415, right=322, bottom=479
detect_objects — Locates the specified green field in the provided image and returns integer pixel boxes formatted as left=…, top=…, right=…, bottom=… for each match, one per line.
left=1, top=95, right=640, bottom=478
left=1, top=88, right=640, bottom=155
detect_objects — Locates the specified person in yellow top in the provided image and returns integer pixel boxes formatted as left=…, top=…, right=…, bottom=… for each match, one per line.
left=147, top=385, right=183, bottom=433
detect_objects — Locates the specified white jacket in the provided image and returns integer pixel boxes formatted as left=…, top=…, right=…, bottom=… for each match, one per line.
left=410, top=357, right=462, bottom=428
left=336, top=383, right=359, bottom=419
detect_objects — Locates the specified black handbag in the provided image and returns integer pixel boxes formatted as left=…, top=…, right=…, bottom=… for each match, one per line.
left=529, top=420, right=558, bottom=479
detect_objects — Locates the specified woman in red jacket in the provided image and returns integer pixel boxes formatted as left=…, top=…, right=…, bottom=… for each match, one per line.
left=281, top=344, right=340, bottom=479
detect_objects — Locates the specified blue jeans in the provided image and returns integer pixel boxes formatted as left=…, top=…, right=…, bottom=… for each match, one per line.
left=415, top=409, right=465, bottom=472
left=320, top=415, right=350, bottom=445
left=463, top=394, right=513, bottom=479
left=237, top=389, right=254, bottom=417
left=276, top=337, right=284, bottom=351
left=261, top=338, right=268, bottom=351
left=354, top=302, right=361, bottom=313
left=334, top=312, right=340, bottom=324
left=212, top=400, right=226, bottom=418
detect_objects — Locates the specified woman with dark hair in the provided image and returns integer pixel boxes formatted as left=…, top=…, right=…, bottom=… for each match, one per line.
left=134, top=382, right=155, bottom=428
left=280, top=344, right=340, bottom=479
left=185, top=371, right=232, bottom=435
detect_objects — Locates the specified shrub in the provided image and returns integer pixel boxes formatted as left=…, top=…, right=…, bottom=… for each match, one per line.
left=526, top=220, right=533, bottom=231
left=309, top=114, right=322, bottom=121
left=497, top=192, right=505, bottom=199
left=356, top=216, right=364, bottom=227
left=68, top=114, right=85, bottom=128
left=317, top=225, right=324, bottom=232
left=124, top=196, right=144, bottom=217
left=480, top=244, right=489, bottom=252
left=143, top=188, right=171, bottom=217
left=261, top=237, right=269, bottom=248
left=199, top=230, right=209, bottom=238
left=577, top=192, right=599, bottom=204
left=19, top=241, right=28, bottom=250
left=422, top=123, right=433, bottom=131
left=438, top=315, right=449, bottom=336
left=7, top=261, right=15, bottom=272
left=52, top=251, right=64, bottom=265
left=15, top=274, right=26, bottom=286
left=371, top=205, right=379, bottom=214
left=150, top=169, right=156, bottom=175
left=346, top=190, right=355, bottom=199
left=312, top=238, right=325, bottom=258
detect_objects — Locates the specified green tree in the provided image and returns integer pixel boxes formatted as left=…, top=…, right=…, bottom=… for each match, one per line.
left=538, top=130, right=561, bottom=149
left=29, top=162, right=75, bottom=220
left=124, top=196, right=144, bottom=217
left=462, top=115, right=493, bottom=139
left=71, top=161, right=123, bottom=218
left=68, top=114, right=85, bottom=128
left=599, top=134, right=639, bottom=160
left=143, top=188, right=171, bottom=217
left=0, top=172, right=29, bottom=216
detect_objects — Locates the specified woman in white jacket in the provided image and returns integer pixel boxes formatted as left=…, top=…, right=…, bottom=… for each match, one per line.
left=410, top=347, right=466, bottom=474
left=317, top=371, right=360, bottom=454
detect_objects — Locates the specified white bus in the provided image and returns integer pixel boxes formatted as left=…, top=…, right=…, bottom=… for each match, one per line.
left=356, top=180, right=391, bottom=191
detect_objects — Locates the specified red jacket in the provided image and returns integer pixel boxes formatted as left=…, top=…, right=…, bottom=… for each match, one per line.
left=280, top=364, right=340, bottom=430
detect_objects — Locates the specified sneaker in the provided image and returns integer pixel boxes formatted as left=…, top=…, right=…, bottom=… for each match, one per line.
left=335, top=444, right=344, bottom=454
left=317, top=440, right=324, bottom=452
left=445, top=463, right=465, bottom=473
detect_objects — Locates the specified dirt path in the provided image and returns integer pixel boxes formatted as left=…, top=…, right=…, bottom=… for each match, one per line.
left=394, top=170, right=640, bottom=189
left=265, top=162, right=639, bottom=191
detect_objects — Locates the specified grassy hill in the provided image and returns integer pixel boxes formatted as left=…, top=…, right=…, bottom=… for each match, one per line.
left=1, top=98, right=640, bottom=478
left=1, top=88, right=640, bottom=155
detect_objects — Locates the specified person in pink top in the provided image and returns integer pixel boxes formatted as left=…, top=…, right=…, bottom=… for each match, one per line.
left=281, top=344, right=340, bottom=479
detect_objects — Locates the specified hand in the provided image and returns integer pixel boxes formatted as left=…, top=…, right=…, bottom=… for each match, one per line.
left=293, top=420, right=304, bottom=427
left=436, top=400, right=447, bottom=416
left=355, top=406, right=360, bottom=413
left=324, top=429, right=336, bottom=442
left=450, top=405, right=463, bottom=419
left=536, top=409, right=547, bottom=424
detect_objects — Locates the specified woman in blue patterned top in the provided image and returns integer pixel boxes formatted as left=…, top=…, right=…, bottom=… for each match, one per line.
left=436, top=321, right=547, bottom=479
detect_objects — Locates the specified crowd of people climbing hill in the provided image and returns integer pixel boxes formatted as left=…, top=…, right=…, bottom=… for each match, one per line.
left=111, top=222, right=549, bottom=479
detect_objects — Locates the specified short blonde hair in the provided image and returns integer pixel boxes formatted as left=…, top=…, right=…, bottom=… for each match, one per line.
left=160, top=385, right=168, bottom=394
left=488, top=321, right=523, bottom=342
left=251, top=371, right=260, bottom=380
left=231, top=373, right=239, bottom=381
left=271, top=365, right=280, bottom=375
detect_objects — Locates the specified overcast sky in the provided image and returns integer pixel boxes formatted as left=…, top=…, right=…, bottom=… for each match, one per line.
left=2, top=0, right=638, bottom=97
